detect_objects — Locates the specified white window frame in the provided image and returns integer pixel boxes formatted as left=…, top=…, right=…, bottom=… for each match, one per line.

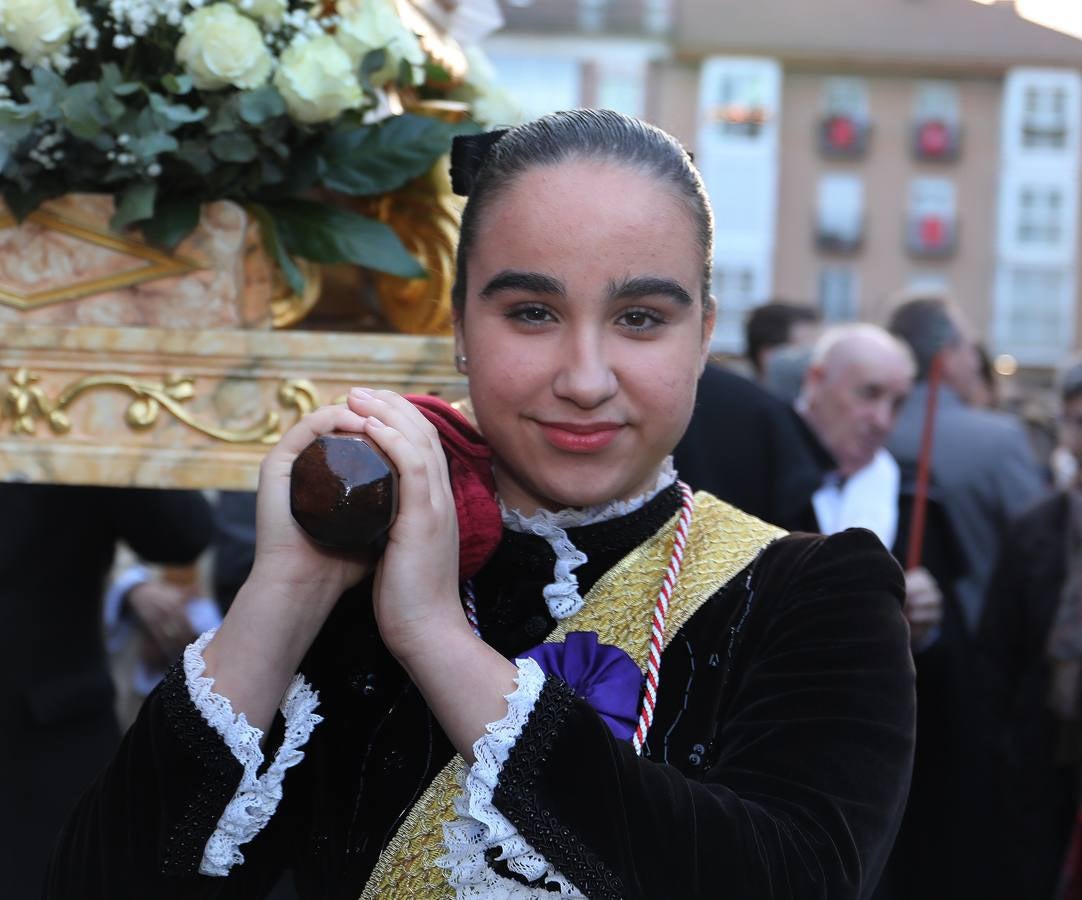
left=993, top=262, right=1075, bottom=365
left=914, top=81, right=960, bottom=123
left=1001, top=68, right=1081, bottom=161
left=823, top=78, right=869, bottom=119
left=484, top=54, right=582, bottom=121
left=817, top=266, right=860, bottom=323
left=817, top=174, right=864, bottom=247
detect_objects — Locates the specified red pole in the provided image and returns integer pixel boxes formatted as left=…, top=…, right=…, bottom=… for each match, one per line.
left=906, top=353, right=944, bottom=571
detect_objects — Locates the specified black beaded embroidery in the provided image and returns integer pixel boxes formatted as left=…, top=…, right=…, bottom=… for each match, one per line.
left=158, top=662, right=245, bottom=875
left=493, top=678, right=625, bottom=900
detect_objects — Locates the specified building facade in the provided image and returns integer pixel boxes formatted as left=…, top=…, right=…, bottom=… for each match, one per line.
left=487, top=0, right=1082, bottom=365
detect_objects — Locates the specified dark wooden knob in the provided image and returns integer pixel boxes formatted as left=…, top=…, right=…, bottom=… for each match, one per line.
left=290, top=433, right=398, bottom=551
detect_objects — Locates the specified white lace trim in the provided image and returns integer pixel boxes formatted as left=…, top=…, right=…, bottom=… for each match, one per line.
left=437, top=658, right=586, bottom=897
left=183, top=629, right=324, bottom=877
left=499, top=458, right=678, bottom=620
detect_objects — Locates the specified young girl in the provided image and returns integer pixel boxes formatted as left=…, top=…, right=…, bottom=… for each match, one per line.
left=49, top=109, right=914, bottom=899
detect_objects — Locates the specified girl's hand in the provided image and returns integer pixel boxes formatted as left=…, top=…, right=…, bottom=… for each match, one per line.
left=248, top=402, right=376, bottom=612
left=343, top=388, right=467, bottom=661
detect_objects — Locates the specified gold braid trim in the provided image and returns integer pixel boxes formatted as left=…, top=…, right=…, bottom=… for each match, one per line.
left=358, top=493, right=785, bottom=899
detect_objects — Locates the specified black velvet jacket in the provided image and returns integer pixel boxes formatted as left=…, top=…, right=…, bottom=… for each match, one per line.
left=47, top=486, right=914, bottom=899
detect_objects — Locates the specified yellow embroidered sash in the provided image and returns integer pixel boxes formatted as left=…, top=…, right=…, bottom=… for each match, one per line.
left=358, top=493, right=785, bottom=899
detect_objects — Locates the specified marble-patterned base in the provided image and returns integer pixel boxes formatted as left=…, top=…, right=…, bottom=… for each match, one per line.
left=0, top=194, right=275, bottom=329
left=0, top=323, right=463, bottom=489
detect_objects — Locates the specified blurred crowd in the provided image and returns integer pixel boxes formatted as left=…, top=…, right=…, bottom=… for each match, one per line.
left=6, top=291, right=1082, bottom=899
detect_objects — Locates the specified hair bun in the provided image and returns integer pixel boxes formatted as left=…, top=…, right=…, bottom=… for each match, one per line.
left=450, top=130, right=508, bottom=196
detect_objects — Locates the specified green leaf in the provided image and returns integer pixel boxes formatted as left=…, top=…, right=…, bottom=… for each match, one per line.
left=175, top=140, right=216, bottom=175
left=249, top=203, right=304, bottom=295
left=129, top=131, right=179, bottom=160
left=207, top=99, right=240, bottom=135
left=149, top=92, right=208, bottom=125
left=238, top=86, right=286, bottom=125
left=319, top=114, right=477, bottom=196
left=210, top=131, right=258, bottom=163
left=111, top=181, right=157, bottom=230
left=141, top=194, right=201, bottom=249
left=60, top=83, right=108, bottom=139
left=23, top=67, right=66, bottom=113
left=267, top=199, right=424, bottom=278
left=360, top=48, right=388, bottom=79
left=162, top=73, right=194, bottom=95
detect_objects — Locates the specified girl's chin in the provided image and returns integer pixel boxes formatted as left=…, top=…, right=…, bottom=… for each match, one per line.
left=497, top=464, right=660, bottom=513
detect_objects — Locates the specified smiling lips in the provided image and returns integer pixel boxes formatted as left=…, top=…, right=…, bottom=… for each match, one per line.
left=537, top=421, right=623, bottom=453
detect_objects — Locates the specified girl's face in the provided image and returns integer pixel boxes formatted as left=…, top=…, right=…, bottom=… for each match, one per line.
left=454, top=159, right=715, bottom=515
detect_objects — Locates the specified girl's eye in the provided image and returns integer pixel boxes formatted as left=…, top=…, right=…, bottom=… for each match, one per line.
left=618, top=309, right=663, bottom=331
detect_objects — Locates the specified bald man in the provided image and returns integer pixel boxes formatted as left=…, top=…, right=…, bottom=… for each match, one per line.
left=795, top=323, right=940, bottom=646
left=797, top=323, right=915, bottom=547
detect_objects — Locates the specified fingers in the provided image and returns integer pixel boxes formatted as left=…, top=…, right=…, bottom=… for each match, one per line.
left=347, top=389, right=454, bottom=507
left=275, top=403, right=369, bottom=458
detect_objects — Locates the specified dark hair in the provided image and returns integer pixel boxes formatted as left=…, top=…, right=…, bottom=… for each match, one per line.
left=887, top=297, right=961, bottom=381
left=744, top=301, right=820, bottom=375
left=450, top=109, right=714, bottom=316
left=1060, top=359, right=1082, bottom=403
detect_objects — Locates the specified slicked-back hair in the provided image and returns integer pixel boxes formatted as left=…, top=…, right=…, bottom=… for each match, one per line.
left=887, top=297, right=961, bottom=381
left=451, top=109, right=715, bottom=318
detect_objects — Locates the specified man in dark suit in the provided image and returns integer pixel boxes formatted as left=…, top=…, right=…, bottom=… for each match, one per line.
left=1, top=483, right=213, bottom=899
left=887, top=296, right=1046, bottom=634
left=673, top=361, right=831, bottom=531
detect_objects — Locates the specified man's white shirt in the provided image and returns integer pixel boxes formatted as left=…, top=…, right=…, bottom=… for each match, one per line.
left=812, top=448, right=900, bottom=549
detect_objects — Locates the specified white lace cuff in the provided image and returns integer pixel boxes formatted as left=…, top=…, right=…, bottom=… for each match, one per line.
left=183, top=629, right=323, bottom=877
left=438, top=658, right=586, bottom=897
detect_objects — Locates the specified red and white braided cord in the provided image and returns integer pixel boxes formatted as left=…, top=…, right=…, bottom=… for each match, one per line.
left=632, top=481, right=694, bottom=756
left=460, top=482, right=696, bottom=756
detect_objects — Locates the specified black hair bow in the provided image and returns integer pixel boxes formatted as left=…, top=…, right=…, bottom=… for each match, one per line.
left=450, top=129, right=508, bottom=197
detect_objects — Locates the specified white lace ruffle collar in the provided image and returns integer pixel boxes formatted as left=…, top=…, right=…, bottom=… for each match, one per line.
left=497, top=458, right=678, bottom=621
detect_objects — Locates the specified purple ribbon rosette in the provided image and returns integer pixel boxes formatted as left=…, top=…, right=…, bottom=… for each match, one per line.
left=517, top=631, right=643, bottom=741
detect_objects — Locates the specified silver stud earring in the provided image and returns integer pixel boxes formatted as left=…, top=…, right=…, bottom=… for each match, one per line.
left=455, top=354, right=468, bottom=370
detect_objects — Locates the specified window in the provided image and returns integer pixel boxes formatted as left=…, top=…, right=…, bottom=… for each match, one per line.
left=710, top=265, right=761, bottom=352
left=642, top=0, right=671, bottom=33
left=597, top=62, right=645, bottom=117
left=913, top=81, right=960, bottom=160
left=907, top=177, right=957, bottom=257
left=818, top=267, right=859, bottom=322
left=1002, top=69, right=1081, bottom=161
left=997, top=265, right=1071, bottom=360
left=1022, top=83, right=1068, bottom=149
left=485, top=56, right=581, bottom=121
left=577, top=0, right=606, bottom=32
left=816, top=174, right=864, bottom=253
left=824, top=79, right=868, bottom=118
left=820, top=79, right=871, bottom=158
left=1017, top=185, right=1065, bottom=245
left=907, top=271, right=950, bottom=294
left=712, top=70, right=771, bottom=139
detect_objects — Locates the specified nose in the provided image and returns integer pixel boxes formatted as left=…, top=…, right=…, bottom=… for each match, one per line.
left=870, top=400, right=894, bottom=434
left=552, top=327, right=618, bottom=409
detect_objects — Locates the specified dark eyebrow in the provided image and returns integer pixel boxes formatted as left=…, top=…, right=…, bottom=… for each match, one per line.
left=479, top=270, right=566, bottom=298
left=608, top=275, right=693, bottom=306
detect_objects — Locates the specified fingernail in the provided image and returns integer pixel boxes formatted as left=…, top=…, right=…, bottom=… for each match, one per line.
left=366, top=416, right=384, bottom=428
left=350, top=387, right=371, bottom=399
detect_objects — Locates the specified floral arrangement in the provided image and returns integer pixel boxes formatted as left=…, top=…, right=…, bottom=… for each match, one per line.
left=0, top=0, right=514, bottom=292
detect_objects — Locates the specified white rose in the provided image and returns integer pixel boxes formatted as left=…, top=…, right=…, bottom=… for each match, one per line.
left=176, top=3, right=273, bottom=91
left=232, top=0, right=287, bottom=26
left=0, top=0, right=82, bottom=65
left=274, top=35, right=363, bottom=124
left=336, top=0, right=426, bottom=87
